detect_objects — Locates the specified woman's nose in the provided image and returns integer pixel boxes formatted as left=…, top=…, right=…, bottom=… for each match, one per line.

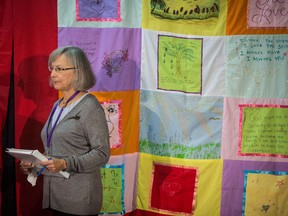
left=50, top=70, right=57, bottom=77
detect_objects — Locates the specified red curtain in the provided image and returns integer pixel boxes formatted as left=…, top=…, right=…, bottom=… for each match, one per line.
left=0, top=0, right=58, bottom=215
left=0, top=0, right=13, bottom=212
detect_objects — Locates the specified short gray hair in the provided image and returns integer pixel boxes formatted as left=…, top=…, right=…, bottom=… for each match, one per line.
left=48, top=46, right=96, bottom=91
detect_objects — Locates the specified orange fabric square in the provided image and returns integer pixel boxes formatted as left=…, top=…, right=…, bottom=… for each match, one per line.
left=91, top=90, right=140, bottom=155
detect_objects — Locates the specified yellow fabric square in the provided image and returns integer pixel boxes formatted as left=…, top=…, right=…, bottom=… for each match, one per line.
left=244, top=173, right=288, bottom=215
left=137, top=153, right=223, bottom=215
left=142, top=0, right=227, bottom=36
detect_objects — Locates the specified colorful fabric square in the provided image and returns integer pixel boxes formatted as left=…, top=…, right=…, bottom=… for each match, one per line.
left=158, top=35, right=203, bottom=94
left=142, top=0, right=227, bottom=35
left=140, top=90, right=223, bottom=159
left=239, top=105, right=288, bottom=158
left=137, top=153, right=223, bottom=215
left=58, top=0, right=142, bottom=28
left=91, top=91, right=139, bottom=155
left=247, top=0, right=288, bottom=28
left=127, top=209, right=172, bottom=216
left=221, top=97, right=288, bottom=162
left=101, top=100, right=122, bottom=148
left=141, top=30, right=226, bottom=96
left=150, top=162, right=198, bottom=215
left=221, top=160, right=288, bottom=216
left=226, top=35, right=288, bottom=98
left=76, top=0, right=121, bottom=22
left=242, top=170, right=288, bottom=216
left=58, top=27, right=141, bottom=92
left=106, top=153, right=139, bottom=213
left=226, top=0, right=288, bottom=35
left=100, top=164, right=125, bottom=214
left=150, top=0, right=220, bottom=20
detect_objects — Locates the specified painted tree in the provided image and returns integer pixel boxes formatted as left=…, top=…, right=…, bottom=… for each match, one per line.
left=150, top=0, right=166, bottom=14
left=162, top=41, right=195, bottom=76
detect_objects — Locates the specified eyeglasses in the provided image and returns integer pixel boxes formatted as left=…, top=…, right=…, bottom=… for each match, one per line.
left=48, top=66, right=76, bottom=73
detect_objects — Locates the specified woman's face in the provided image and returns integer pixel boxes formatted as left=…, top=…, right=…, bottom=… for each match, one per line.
left=50, top=54, right=76, bottom=92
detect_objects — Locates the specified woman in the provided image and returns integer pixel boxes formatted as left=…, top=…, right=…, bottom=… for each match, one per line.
left=20, top=46, right=110, bottom=216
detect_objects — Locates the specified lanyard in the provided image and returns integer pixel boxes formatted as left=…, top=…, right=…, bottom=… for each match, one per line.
left=46, top=90, right=80, bottom=148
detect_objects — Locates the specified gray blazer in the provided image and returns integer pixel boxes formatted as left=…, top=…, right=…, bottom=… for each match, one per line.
left=41, top=94, right=110, bottom=215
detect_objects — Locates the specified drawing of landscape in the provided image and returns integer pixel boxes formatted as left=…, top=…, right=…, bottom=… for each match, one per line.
left=140, top=90, right=223, bottom=159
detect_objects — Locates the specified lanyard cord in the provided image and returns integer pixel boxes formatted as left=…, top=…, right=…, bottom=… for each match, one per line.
left=46, top=90, right=80, bottom=148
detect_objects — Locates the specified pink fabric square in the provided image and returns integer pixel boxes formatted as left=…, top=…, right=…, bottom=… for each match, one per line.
left=247, top=0, right=288, bottom=28
left=76, top=0, right=121, bottom=22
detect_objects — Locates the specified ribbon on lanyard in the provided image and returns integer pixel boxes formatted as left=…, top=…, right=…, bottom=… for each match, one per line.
left=46, top=90, right=80, bottom=148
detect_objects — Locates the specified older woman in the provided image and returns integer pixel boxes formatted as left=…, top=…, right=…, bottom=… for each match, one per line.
left=20, top=46, right=110, bottom=216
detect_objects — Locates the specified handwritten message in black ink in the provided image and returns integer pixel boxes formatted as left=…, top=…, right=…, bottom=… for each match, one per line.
left=67, top=40, right=97, bottom=58
left=241, top=106, right=288, bottom=156
left=100, top=166, right=123, bottom=213
left=237, top=36, right=288, bottom=63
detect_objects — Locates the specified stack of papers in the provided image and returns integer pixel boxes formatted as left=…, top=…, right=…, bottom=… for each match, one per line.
left=6, top=148, right=70, bottom=179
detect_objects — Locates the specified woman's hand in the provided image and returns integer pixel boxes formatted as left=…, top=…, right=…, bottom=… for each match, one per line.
left=19, top=161, right=34, bottom=175
left=40, top=158, right=67, bottom=173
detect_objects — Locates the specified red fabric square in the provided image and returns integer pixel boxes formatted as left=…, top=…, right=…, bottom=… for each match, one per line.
left=150, top=163, right=198, bottom=214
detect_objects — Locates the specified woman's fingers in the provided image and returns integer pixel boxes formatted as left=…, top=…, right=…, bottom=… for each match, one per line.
left=19, top=161, right=34, bottom=175
left=40, top=158, right=66, bottom=173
